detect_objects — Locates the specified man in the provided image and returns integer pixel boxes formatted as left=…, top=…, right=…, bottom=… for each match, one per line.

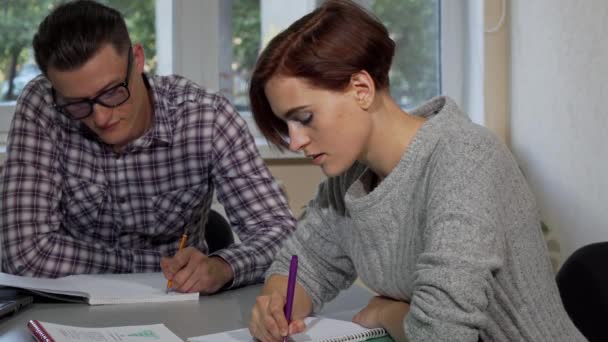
left=0, top=0, right=296, bottom=294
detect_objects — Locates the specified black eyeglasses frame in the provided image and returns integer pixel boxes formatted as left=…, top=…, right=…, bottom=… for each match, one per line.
left=52, top=47, right=133, bottom=120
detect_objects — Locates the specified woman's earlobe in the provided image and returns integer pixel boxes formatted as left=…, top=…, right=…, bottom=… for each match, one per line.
left=350, top=71, right=375, bottom=110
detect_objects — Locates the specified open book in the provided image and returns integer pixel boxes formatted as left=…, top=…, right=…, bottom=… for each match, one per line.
left=0, top=272, right=199, bottom=305
left=187, top=317, right=393, bottom=342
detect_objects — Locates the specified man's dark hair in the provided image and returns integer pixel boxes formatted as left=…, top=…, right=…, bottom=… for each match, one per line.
left=33, top=0, right=131, bottom=75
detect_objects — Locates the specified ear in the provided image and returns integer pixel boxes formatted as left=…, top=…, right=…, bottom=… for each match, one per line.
left=132, top=43, right=146, bottom=74
left=349, top=70, right=376, bottom=110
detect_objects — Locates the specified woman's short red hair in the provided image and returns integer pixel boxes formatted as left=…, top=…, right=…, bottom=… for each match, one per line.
left=249, top=0, right=395, bottom=150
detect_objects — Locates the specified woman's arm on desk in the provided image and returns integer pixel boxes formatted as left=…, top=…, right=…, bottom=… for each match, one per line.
left=249, top=274, right=313, bottom=342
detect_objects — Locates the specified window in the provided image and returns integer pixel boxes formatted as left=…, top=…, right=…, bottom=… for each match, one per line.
left=225, top=0, right=442, bottom=158
left=230, top=0, right=441, bottom=111
left=230, top=0, right=261, bottom=112
left=230, top=0, right=321, bottom=156
left=371, top=0, right=441, bottom=108
left=1, top=0, right=479, bottom=161
left=0, top=0, right=156, bottom=144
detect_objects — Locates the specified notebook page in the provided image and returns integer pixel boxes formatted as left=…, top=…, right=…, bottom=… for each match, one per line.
left=66, top=273, right=199, bottom=305
left=0, top=272, right=198, bottom=305
left=188, top=317, right=387, bottom=342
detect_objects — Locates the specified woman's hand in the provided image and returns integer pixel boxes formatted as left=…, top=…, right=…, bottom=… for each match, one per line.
left=353, top=296, right=410, bottom=342
left=249, top=291, right=307, bottom=342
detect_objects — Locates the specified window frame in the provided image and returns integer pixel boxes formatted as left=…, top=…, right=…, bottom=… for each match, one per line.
left=0, top=0, right=481, bottom=162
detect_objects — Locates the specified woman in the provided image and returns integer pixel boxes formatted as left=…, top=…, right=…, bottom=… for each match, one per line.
left=247, top=1, right=586, bottom=341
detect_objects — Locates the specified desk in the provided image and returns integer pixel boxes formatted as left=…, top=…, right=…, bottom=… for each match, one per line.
left=0, top=284, right=374, bottom=341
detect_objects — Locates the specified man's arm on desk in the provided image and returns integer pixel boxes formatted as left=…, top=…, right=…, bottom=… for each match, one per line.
left=160, top=95, right=297, bottom=293
left=209, top=96, right=296, bottom=289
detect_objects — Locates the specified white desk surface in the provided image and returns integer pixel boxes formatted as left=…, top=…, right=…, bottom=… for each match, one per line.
left=0, top=283, right=374, bottom=341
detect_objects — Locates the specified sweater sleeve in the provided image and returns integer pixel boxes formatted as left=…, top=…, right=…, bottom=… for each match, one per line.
left=265, top=178, right=358, bottom=313
left=405, top=143, right=508, bottom=341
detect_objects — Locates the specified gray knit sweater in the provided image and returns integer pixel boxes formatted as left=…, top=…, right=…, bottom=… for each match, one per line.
left=267, top=97, right=586, bottom=341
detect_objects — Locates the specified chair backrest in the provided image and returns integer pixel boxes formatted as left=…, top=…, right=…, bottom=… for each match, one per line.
left=204, top=209, right=234, bottom=254
left=556, top=242, right=608, bottom=342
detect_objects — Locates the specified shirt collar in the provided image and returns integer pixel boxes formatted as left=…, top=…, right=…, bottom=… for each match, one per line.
left=138, top=74, right=173, bottom=147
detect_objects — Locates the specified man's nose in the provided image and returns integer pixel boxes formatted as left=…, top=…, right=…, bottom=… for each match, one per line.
left=92, top=104, right=113, bottom=128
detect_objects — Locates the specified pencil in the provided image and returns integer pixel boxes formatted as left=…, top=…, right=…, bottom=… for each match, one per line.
left=165, top=233, right=188, bottom=293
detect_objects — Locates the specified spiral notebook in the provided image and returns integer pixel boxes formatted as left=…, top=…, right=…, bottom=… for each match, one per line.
left=28, top=320, right=184, bottom=342
left=0, top=272, right=199, bottom=305
left=187, top=317, right=392, bottom=342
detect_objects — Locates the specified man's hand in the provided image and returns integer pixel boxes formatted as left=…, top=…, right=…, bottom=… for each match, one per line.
left=160, top=247, right=234, bottom=294
left=352, top=296, right=410, bottom=342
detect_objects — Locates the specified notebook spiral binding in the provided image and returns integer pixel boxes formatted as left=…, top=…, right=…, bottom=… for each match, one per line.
left=321, top=327, right=387, bottom=342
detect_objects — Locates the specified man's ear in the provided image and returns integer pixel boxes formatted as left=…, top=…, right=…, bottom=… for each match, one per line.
left=132, top=43, right=146, bottom=74
left=349, top=70, right=376, bottom=110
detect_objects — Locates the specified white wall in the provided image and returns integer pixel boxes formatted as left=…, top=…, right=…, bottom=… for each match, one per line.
left=510, top=0, right=608, bottom=263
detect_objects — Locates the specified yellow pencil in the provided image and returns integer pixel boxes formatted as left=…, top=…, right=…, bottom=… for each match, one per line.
left=165, top=233, right=188, bottom=293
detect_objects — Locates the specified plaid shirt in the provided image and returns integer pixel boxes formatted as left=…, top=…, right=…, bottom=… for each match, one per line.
left=0, top=74, right=296, bottom=288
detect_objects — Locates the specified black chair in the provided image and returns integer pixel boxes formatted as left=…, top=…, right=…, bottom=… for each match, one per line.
left=204, top=209, right=234, bottom=254
left=556, top=242, right=608, bottom=342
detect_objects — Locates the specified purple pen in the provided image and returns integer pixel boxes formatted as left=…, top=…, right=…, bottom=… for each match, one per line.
left=283, top=255, right=298, bottom=341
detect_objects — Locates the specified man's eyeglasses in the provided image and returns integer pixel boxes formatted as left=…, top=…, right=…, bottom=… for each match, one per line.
left=52, top=48, right=133, bottom=120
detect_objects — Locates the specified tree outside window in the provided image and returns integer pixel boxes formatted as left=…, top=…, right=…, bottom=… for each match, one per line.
left=230, top=0, right=440, bottom=112
left=0, top=0, right=155, bottom=102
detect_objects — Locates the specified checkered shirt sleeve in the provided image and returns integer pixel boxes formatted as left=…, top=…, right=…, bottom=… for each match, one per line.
left=0, top=75, right=296, bottom=285
left=206, top=95, right=296, bottom=287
